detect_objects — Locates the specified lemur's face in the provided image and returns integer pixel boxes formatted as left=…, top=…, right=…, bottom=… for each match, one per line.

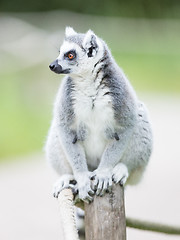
left=49, top=27, right=104, bottom=76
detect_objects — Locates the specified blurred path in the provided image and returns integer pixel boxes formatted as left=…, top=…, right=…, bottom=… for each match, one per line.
left=0, top=154, right=63, bottom=240
left=0, top=95, right=180, bottom=240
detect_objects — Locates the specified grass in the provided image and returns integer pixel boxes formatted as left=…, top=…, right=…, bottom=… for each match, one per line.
left=0, top=64, right=56, bottom=161
left=113, top=52, right=180, bottom=93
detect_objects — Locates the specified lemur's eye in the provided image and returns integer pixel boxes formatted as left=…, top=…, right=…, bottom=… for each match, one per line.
left=65, top=50, right=76, bottom=60
left=68, top=53, right=74, bottom=60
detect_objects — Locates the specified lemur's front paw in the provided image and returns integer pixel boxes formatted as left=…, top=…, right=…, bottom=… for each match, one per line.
left=53, top=174, right=77, bottom=198
left=112, top=163, right=129, bottom=186
left=91, top=168, right=113, bottom=196
left=75, top=171, right=94, bottom=204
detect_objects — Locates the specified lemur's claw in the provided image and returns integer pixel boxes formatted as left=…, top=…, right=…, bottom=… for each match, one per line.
left=91, top=168, right=113, bottom=196
left=75, top=171, right=95, bottom=203
left=76, top=189, right=94, bottom=204
left=90, top=175, right=96, bottom=180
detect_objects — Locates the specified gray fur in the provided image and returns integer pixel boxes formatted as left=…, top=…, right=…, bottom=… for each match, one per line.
left=65, top=34, right=85, bottom=49
left=45, top=27, right=153, bottom=203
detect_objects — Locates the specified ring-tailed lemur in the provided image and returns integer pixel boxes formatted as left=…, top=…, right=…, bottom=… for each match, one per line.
left=45, top=27, right=153, bottom=203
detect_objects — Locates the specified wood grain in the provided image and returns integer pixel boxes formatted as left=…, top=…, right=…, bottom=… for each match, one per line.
left=85, top=184, right=126, bottom=240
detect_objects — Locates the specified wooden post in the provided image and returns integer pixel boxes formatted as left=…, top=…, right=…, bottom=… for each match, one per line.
left=84, top=184, right=126, bottom=240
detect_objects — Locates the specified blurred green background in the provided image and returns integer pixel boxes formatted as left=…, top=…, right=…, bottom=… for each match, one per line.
left=0, top=0, right=180, bottom=161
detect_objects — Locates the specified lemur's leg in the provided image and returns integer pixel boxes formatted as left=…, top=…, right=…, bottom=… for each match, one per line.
left=91, top=127, right=133, bottom=196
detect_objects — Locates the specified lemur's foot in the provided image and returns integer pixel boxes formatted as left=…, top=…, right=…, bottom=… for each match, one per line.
left=112, top=163, right=129, bottom=186
left=91, top=168, right=113, bottom=197
left=53, top=174, right=77, bottom=198
left=75, top=171, right=94, bottom=204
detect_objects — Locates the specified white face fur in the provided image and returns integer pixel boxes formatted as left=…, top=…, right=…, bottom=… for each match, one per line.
left=56, top=27, right=104, bottom=77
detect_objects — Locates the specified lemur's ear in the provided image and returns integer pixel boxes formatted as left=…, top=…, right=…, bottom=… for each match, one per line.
left=65, top=27, right=77, bottom=37
left=83, top=30, right=98, bottom=57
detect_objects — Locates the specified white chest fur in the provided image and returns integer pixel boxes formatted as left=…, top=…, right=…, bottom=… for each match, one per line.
left=72, top=76, right=115, bottom=167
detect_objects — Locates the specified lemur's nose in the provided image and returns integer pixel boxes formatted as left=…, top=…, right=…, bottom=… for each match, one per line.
left=49, top=60, right=63, bottom=74
left=49, top=59, right=58, bottom=70
left=49, top=63, right=55, bottom=70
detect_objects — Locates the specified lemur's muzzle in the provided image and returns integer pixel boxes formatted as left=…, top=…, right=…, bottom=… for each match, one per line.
left=49, top=60, right=71, bottom=74
left=49, top=60, right=63, bottom=74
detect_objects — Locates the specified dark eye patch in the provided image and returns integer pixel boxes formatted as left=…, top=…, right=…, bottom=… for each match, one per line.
left=64, top=50, right=76, bottom=60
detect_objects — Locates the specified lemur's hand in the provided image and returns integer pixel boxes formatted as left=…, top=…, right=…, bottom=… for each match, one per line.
left=75, top=171, right=94, bottom=203
left=53, top=174, right=77, bottom=198
left=91, top=168, right=113, bottom=196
